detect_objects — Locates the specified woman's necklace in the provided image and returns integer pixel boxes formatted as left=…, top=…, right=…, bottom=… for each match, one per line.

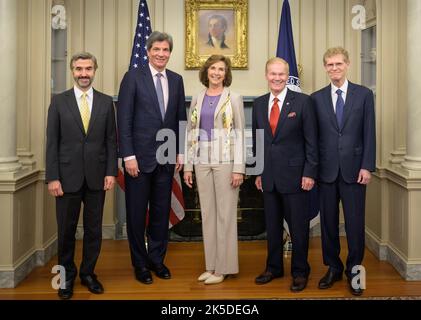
left=208, top=95, right=218, bottom=107
left=206, top=89, right=221, bottom=107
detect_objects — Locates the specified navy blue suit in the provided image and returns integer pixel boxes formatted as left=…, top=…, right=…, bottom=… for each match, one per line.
left=117, top=65, right=186, bottom=269
left=252, top=89, right=318, bottom=278
left=311, top=81, right=375, bottom=278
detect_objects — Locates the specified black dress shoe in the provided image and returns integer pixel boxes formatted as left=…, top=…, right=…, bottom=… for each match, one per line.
left=290, top=276, right=308, bottom=292
left=318, top=269, right=343, bottom=289
left=80, top=275, right=104, bottom=294
left=347, top=278, right=364, bottom=296
left=58, top=280, right=74, bottom=300
left=149, top=264, right=171, bottom=279
left=135, top=267, right=153, bottom=284
left=255, top=270, right=283, bottom=285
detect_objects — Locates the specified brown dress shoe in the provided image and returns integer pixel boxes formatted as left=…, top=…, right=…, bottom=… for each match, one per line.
left=255, top=270, right=283, bottom=285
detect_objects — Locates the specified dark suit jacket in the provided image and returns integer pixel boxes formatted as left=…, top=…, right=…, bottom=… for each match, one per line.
left=117, top=65, right=187, bottom=173
left=311, top=81, right=376, bottom=183
left=252, top=89, right=318, bottom=193
left=46, top=88, right=118, bottom=192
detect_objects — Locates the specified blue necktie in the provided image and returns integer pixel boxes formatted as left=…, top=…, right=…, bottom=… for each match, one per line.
left=335, top=88, right=344, bottom=128
left=156, top=73, right=165, bottom=120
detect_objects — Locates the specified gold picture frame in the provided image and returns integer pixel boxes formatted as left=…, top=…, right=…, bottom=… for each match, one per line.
left=185, top=0, right=248, bottom=69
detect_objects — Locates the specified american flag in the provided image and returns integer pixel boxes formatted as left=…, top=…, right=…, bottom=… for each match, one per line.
left=129, top=0, right=151, bottom=70
left=117, top=0, right=185, bottom=228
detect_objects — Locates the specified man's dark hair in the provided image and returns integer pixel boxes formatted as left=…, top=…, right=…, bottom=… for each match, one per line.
left=146, top=31, right=174, bottom=52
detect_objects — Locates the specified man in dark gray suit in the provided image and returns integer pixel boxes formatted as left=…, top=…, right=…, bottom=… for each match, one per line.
left=46, top=52, right=117, bottom=299
left=311, top=47, right=376, bottom=296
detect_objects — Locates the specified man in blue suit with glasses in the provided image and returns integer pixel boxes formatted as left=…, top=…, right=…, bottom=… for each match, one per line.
left=311, top=47, right=376, bottom=296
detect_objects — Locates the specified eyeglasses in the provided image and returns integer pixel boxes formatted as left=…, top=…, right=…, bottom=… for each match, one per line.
left=325, top=62, right=345, bottom=69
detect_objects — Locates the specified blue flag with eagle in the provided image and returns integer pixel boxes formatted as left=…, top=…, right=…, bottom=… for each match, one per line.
left=276, top=0, right=320, bottom=229
left=276, top=0, right=301, bottom=92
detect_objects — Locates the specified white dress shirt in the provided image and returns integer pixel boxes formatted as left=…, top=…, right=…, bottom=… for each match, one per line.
left=268, top=87, right=288, bottom=121
left=74, top=85, right=93, bottom=113
left=331, top=79, right=348, bottom=113
left=149, top=64, right=169, bottom=111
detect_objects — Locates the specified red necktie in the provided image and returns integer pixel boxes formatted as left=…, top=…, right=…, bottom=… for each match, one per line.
left=269, top=97, right=280, bottom=135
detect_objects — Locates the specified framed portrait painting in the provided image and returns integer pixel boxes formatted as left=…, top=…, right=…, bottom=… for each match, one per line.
left=185, top=0, right=248, bottom=69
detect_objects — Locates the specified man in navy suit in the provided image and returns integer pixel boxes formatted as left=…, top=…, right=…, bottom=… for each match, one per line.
left=311, top=47, right=375, bottom=296
left=117, top=31, right=187, bottom=285
left=252, top=58, right=318, bottom=292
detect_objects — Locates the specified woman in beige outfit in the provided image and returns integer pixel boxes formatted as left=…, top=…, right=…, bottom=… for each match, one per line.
left=184, top=55, right=245, bottom=284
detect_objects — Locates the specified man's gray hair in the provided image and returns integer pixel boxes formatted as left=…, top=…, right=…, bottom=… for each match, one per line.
left=69, top=52, right=98, bottom=70
left=146, top=31, right=173, bottom=52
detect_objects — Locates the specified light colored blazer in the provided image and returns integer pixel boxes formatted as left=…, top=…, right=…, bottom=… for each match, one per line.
left=184, top=87, right=245, bottom=174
